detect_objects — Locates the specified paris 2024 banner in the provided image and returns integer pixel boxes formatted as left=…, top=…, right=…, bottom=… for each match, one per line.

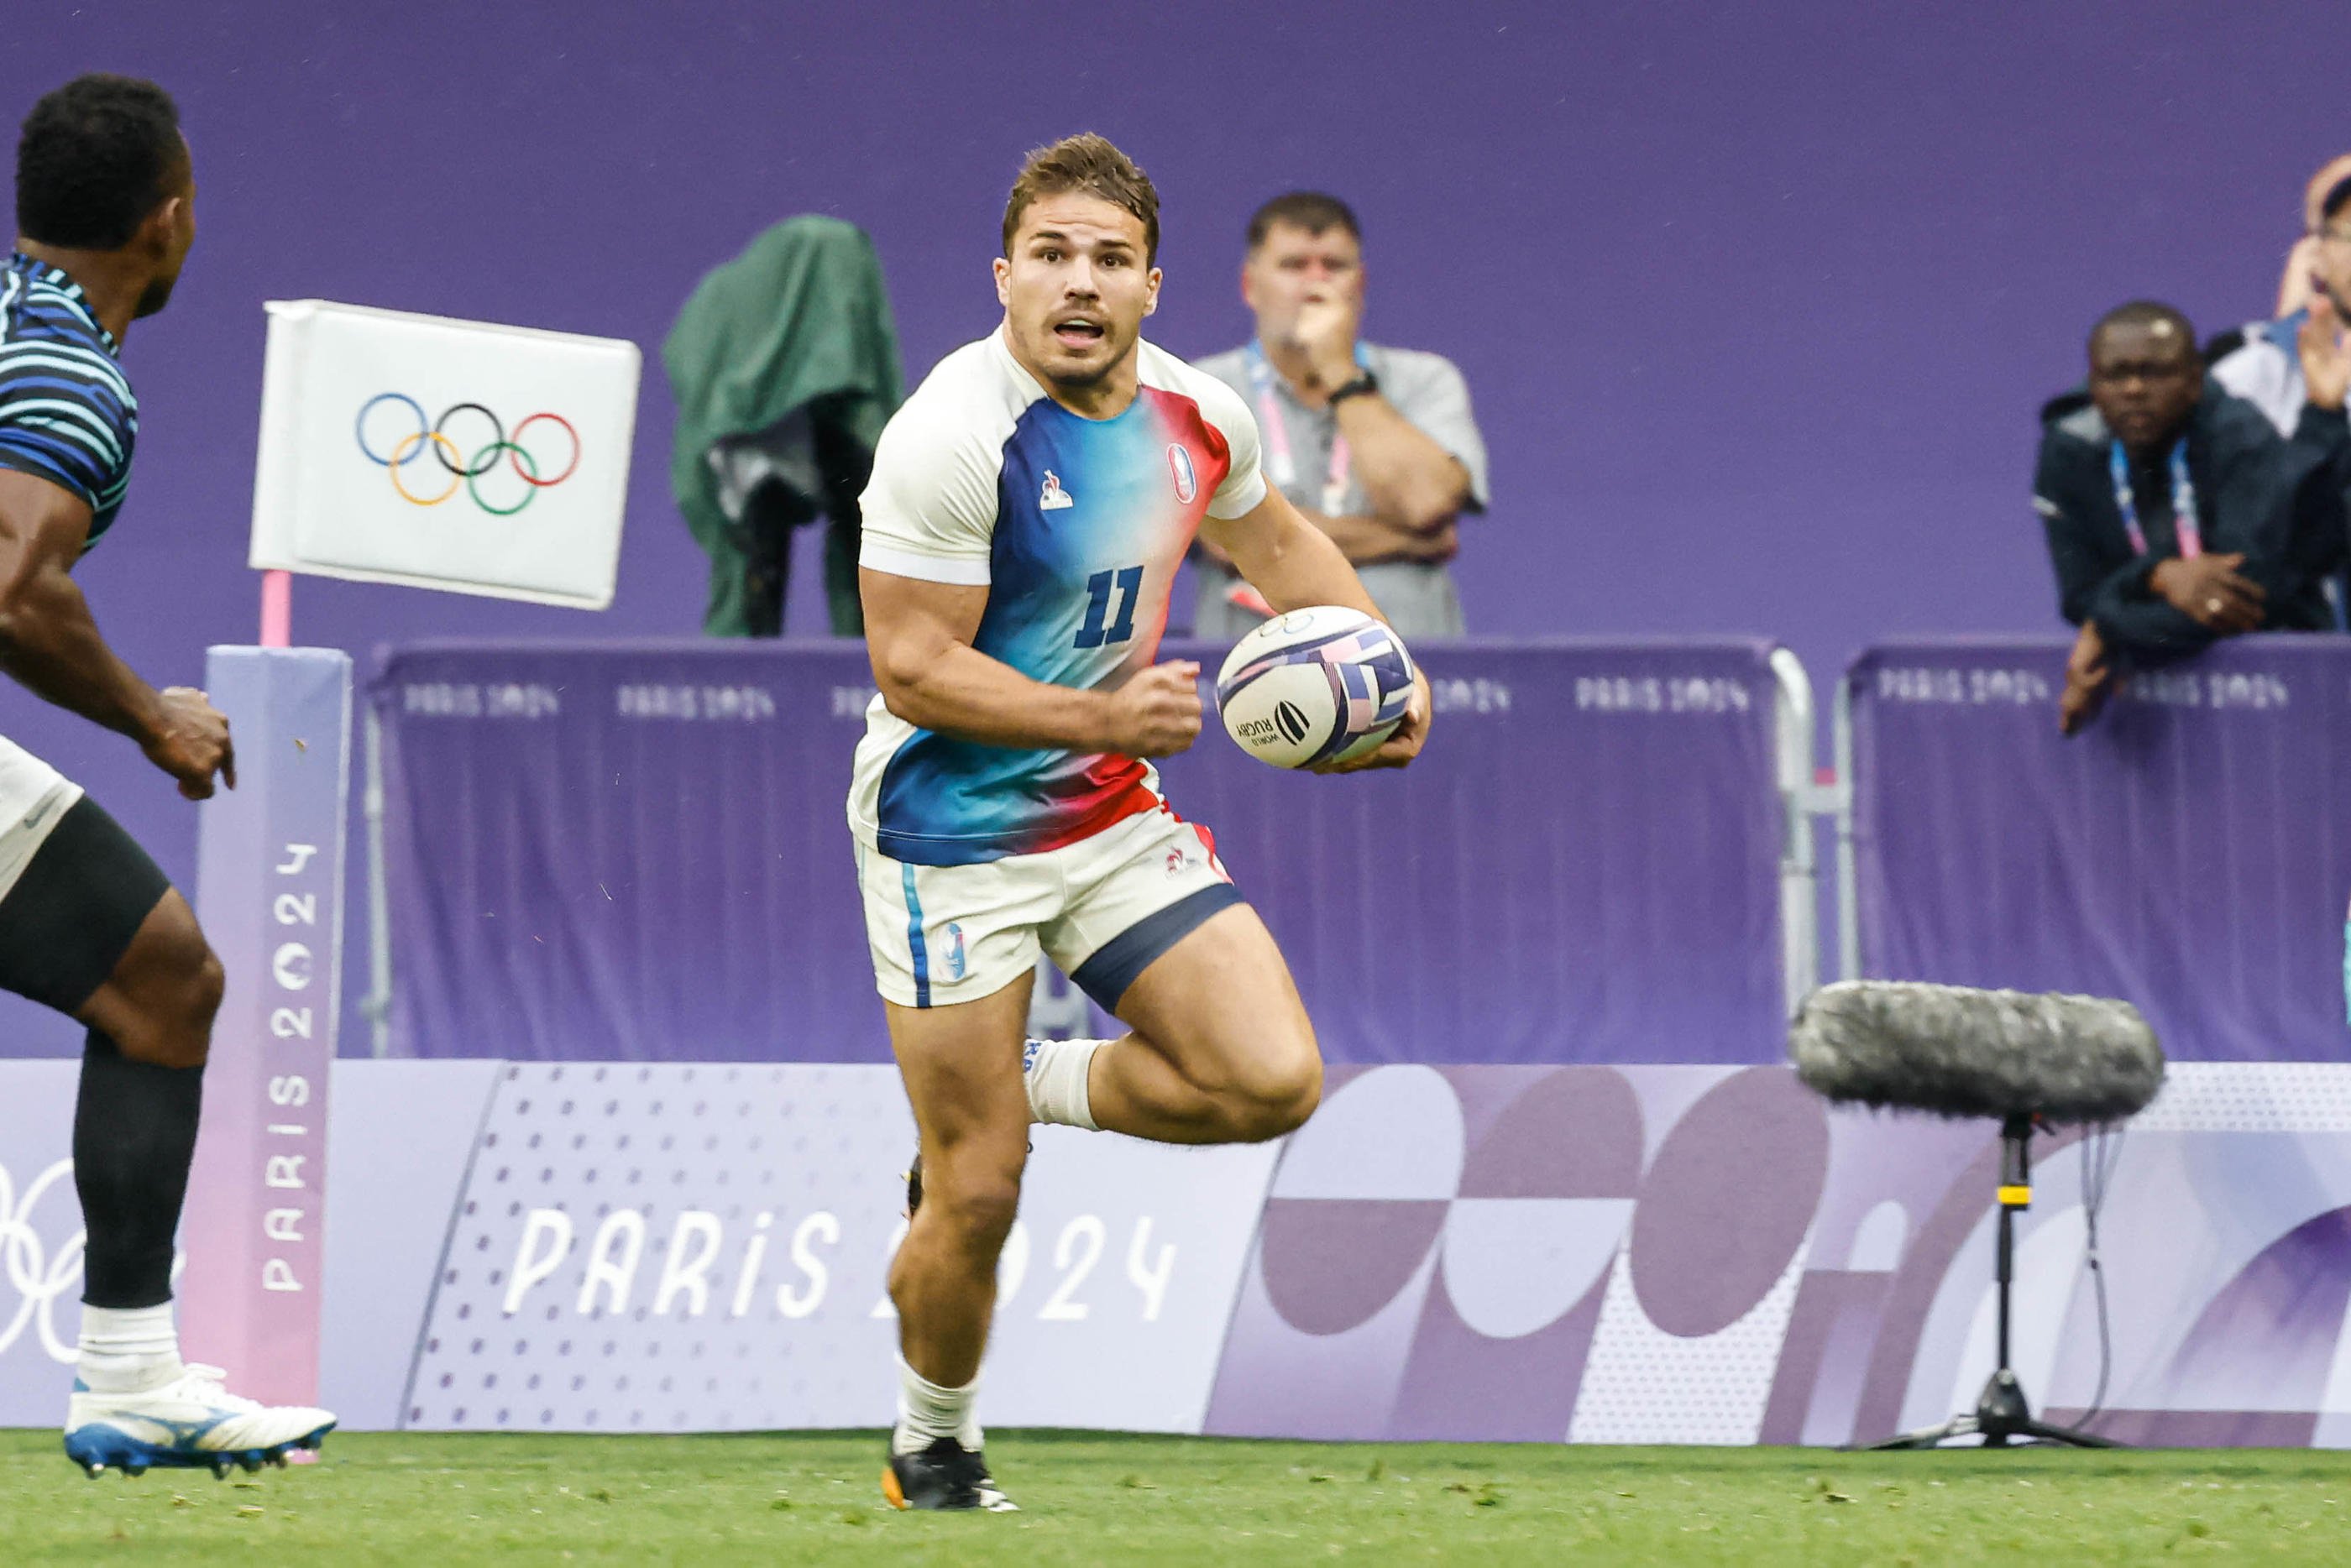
left=12, top=1059, right=2351, bottom=1445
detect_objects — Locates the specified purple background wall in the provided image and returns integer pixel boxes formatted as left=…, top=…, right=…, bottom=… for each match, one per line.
left=0, top=3, right=2342, bottom=1053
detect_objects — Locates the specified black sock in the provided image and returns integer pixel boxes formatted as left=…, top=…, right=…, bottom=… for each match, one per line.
left=73, top=1027, right=205, bottom=1309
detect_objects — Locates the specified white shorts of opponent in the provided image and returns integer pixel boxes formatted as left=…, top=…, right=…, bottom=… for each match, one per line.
left=0, top=734, right=82, bottom=907
left=856, top=807, right=1239, bottom=1012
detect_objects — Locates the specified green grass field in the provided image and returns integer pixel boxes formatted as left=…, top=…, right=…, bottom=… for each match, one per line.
left=7, top=1429, right=2351, bottom=1565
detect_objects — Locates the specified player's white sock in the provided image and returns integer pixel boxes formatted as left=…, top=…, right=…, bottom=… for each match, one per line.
left=1022, top=1037, right=1104, bottom=1131
left=76, top=1302, right=183, bottom=1394
left=893, top=1356, right=983, bottom=1455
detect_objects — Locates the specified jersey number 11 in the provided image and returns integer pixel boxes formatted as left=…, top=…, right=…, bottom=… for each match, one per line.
left=1075, top=566, right=1144, bottom=649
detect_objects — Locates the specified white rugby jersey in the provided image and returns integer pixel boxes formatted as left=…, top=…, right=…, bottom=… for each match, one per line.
left=850, top=329, right=1265, bottom=866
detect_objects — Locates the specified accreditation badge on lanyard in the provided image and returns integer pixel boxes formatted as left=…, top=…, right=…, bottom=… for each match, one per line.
left=1248, top=342, right=1368, bottom=515
left=2108, top=438, right=2202, bottom=559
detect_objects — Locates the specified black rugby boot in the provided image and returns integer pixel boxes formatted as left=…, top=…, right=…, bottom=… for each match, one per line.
left=882, top=1435, right=1018, bottom=1512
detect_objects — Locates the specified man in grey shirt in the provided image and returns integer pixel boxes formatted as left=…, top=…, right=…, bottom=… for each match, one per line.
left=1191, top=191, right=1488, bottom=641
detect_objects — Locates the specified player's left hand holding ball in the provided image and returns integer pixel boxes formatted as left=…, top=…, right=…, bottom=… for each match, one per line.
left=1215, top=607, right=1431, bottom=774
left=1313, top=667, right=1431, bottom=773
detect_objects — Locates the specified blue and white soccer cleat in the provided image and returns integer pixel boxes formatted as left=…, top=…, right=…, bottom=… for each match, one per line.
left=65, top=1364, right=337, bottom=1479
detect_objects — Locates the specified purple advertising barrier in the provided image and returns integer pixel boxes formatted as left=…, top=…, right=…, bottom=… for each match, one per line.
left=1846, top=635, right=2351, bottom=1061
left=22, top=1057, right=2351, bottom=1441
left=369, top=640, right=882, bottom=1064
left=367, top=639, right=1788, bottom=1065
left=1202, top=1062, right=2351, bottom=1446
left=1203, top=1062, right=1838, bottom=1443
left=178, top=648, right=353, bottom=1407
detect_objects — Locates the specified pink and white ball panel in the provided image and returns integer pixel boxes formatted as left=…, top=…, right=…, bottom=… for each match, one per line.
left=1216, top=607, right=1416, bottom=770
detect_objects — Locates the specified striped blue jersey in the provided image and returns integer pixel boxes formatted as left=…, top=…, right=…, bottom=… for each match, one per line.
left=0, top=252, right=137, bottom=544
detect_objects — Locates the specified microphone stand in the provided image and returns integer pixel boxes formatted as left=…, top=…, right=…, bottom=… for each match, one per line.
left=1860, top=1115, right=2124, bottom=1450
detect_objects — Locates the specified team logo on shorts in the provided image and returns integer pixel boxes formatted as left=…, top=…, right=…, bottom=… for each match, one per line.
left=945, top=923, right=967, bottom=980
left=1167, top=444, right=1197, bottom=504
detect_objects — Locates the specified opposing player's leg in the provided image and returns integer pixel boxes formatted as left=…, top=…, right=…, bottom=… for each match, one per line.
left=1085, top=902, right=1321, bottom=1144
left=879, top=975, right=1029, bottom=1512
left=0, top=788, right=335, bottom=1477
left=77, top=886, right=221, bottom=1069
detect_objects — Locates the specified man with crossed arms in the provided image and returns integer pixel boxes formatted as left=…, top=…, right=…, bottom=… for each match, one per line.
left=1191, top=191, right=1488, bottom=642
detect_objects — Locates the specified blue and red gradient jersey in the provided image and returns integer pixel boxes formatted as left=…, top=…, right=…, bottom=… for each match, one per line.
left=849, top=330, right=1267, bottom=865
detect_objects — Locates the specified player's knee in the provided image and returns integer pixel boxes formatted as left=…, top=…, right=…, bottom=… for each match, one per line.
left=932, top=1174, right=1023, bottom=1253
left=921, top=1141, right=1025, bottom=1252
left=149, top=927, right=221, bottom=1068
left=181, top=945, right=225, bottom=1044
left=113, top=921, right=221, bottom=1071
left=1265, top=1053, right=1323, bottom=1135
left=1231, top=1052, right=1322, bottom=1141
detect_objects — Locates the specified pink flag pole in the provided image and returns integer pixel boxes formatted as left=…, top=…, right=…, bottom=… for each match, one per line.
left=259, top=569, right=293, bottom=648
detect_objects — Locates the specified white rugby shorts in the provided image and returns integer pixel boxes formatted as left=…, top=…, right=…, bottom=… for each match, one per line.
left=856, top=806, right=1242, bottom=1011
left=0, top=734, right=81, bottom=906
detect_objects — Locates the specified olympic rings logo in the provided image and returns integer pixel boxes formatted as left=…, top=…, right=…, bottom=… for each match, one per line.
left=354, top=394, right=581, bottom=516
left=1, top=1156, right=84, bottom=1365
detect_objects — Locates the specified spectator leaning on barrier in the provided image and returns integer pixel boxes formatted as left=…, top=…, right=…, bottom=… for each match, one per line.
left=1191, top=192, right=1488, bottom=641
left=2038, top=301, right=2350, bottom=734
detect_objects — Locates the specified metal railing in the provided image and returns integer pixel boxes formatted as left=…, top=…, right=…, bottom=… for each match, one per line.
left=1769, top=648, right=1819, bottom=1015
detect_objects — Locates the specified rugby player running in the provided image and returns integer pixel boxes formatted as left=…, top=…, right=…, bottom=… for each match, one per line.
left=851, top=133, right=1428, bottom=1511
left=1, top=76, right=335, bottom=1476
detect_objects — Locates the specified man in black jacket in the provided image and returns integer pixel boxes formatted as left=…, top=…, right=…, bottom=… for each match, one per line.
left=2036, top=301, right=2348, bottom=733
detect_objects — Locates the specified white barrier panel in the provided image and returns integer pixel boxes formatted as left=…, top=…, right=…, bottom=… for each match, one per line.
left=249, top=300, right=640, bottom=608
left=399, top=1065, right=1277, bottom=1434
left=0, top=1064, right=81, bottom=1426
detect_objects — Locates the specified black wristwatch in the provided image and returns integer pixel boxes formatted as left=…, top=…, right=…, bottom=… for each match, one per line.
left=1325, top=370, right=1380, bottom=405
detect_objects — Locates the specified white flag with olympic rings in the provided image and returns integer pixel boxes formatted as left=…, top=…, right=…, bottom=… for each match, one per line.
left=249, top=300, right=641, bottom=609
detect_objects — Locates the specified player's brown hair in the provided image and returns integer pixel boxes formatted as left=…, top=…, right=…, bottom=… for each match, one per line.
left=1002, top=133, right=1160, bottom=265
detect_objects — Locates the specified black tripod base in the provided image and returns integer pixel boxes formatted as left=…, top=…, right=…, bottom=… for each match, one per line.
left=1855, top=1370, right=2127, bottom=1451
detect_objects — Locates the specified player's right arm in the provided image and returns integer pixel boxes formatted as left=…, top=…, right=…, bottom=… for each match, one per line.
left=860, top=567, right=1200, bottom=756
left=0, top=468, right=234, bottom=798
left=858, top=358, right=1200, bottom=758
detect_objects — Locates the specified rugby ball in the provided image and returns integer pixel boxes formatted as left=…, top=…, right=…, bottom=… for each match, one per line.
left=1216, top=607, right=1416, bottom=769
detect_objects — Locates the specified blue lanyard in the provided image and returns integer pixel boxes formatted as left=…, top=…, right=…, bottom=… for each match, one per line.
left=2108, top=438, right=2202, bottom=560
